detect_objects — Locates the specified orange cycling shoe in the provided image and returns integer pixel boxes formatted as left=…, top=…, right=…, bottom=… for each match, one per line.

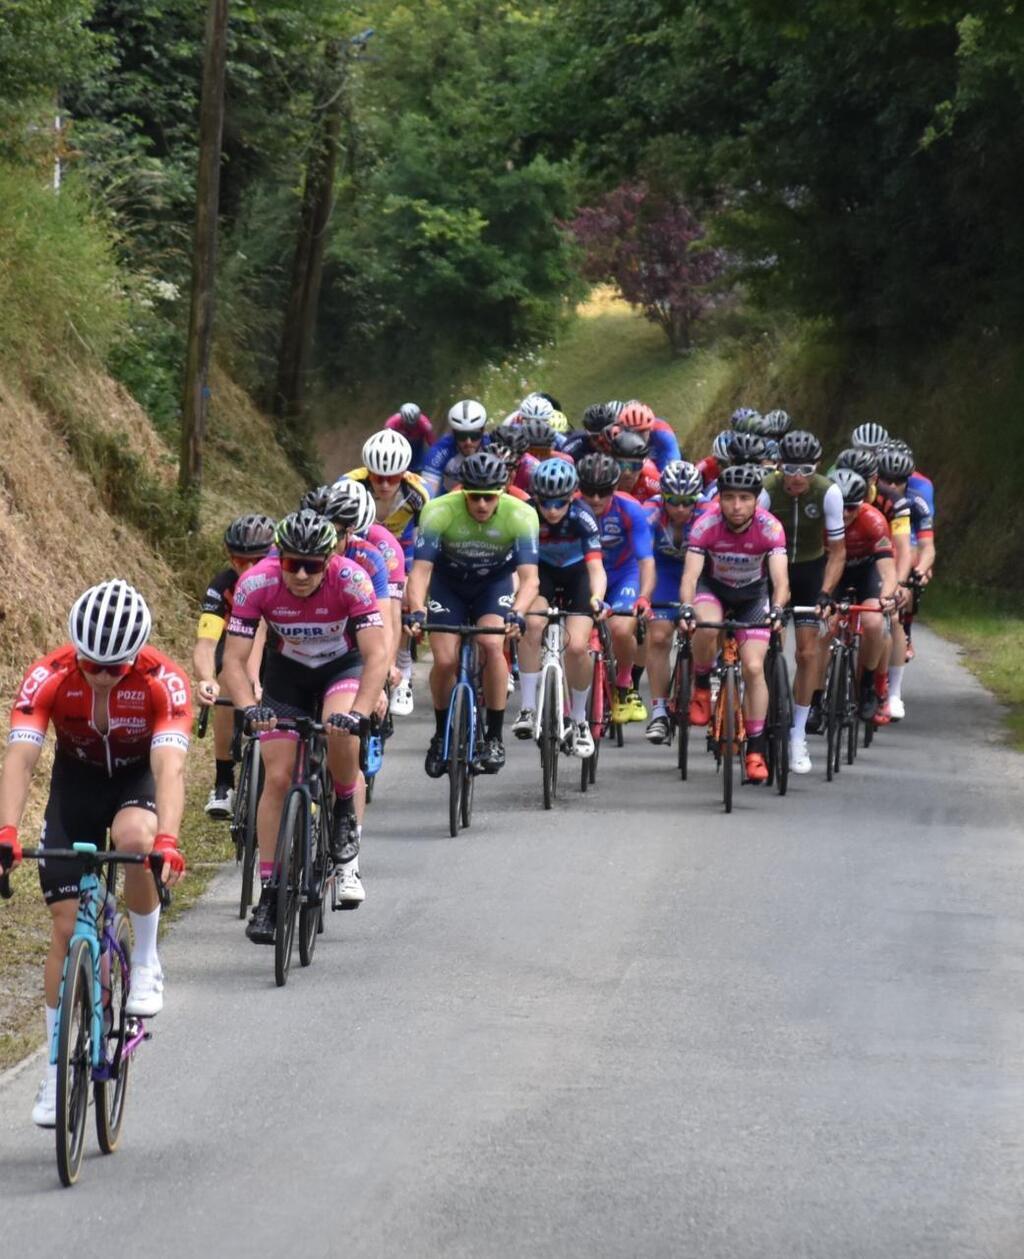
left=744, top=752, right=769, bottom=783
left=688, top=689, right=712, bottom=726
left=873, top=699, right=891, bottom=726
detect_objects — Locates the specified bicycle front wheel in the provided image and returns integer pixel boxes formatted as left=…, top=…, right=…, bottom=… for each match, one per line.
left=449, top=688, right=469, bottom=837
left=274, top=791, right=304, bottom=987
left=671, top=646, right=692, bottom=781
left=722, top=668, right=736, bottom=814
left=824, top=650, right=841, bottom=783
left=56, top=937, right=93, bottom=1187
left=95, top=914, right=131, bottom=1154
left=237, top=740, right=262, bottom=920
left=299, top=798, right=328, bottom=968
left=769, top=650, right=792, bottom=797
left=541, top=678, right=559, bottom=810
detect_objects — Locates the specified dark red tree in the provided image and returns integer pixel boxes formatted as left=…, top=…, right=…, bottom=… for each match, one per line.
left=570, top=183, right=725, bottom=353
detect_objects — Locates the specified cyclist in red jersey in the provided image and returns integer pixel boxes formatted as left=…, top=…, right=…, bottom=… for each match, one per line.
left=0, top=581, right=191, bottom=1126
left=610, top=428, right=661, bottom=503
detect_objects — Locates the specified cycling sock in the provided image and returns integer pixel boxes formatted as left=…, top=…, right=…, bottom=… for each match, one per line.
left=570, top=688, right=590, bottom=722
left=45, top=1004, right=57, bottom=1051
left=888, top=665, right=906, bottom=699
left=259, top=861, right=274, bottom=883
left=434, top=708, right=447, bottom=737
left=746, top=731, right=766, bottom=755
left=397, top=645, right=412, bottom=677
left=129, top=907, right=160, bottom=970
left=215, top=758, right=235, bottom=790
left=811, top=688, right=824, bottom=707
left=652, top=699, right=669, bottom=718
left=520, top=671, right=540, bottom=710
left=615, top=665, right=632, bottom=690
left=746, top=718, right=765, bottom=738
left=631, top=664, right=645, bottom=689
left=694, top=669, right=711, bottom=690
left=860, top=668, right=875, bottom=691
left=791, top=704, right=810, bottom=740
left=486, top=708, right=505, bottom=740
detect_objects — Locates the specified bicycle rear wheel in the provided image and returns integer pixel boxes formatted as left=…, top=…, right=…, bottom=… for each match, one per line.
left=299, top=799, right=327, bottom=967
left=768, top=650, right=792, bottom=796
left=236, top=740, right=262, bottom=920
left=671, top=645, right=692, bottom=781
left=582, top=654, right=602, bottom=791
left=460, top=706, right=477, bottom=830
left=722, top=669, right=736, bottom=814
left=449, top=688, right=469, bottom=837
left=845, top=651, right=859, bottom=766
left=274, top=792, right=304, bottom=987
left=95, top=914, right=131, bottom=1154
left=824, top=650, right=841, bottom=783
left=56, top=937, right=93, bottom=1187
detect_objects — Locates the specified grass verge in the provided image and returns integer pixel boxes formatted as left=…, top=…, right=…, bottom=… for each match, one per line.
left=922, top=583, right=1024, bottom=751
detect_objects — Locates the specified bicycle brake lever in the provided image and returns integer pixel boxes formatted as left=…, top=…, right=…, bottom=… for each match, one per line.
left=148, top=854, right=172, bottom=909
left=0, top=872, right=12, bottom=900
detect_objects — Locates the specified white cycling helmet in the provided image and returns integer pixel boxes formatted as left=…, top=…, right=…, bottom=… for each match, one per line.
left=519, top=393, right=554, bottom=422
left=330, top=476, right=377, bottom=536
left=69, top=579, right=151, bottom=664
left=362, top=429, right=412, bottom=475
left=851, top=422, right=889, bottom=451
left=447, top=398, right=488, bottom=433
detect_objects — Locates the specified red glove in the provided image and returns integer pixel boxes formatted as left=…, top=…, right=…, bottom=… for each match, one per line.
left=152, top=833, right=185, bottom=879
left=634, top=596, right=652, bottom=620
left=0, top=824, right=21, bottom=869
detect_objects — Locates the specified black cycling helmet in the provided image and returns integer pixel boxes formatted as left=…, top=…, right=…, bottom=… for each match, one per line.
left=582, top=402, right=616, bottom=434
left=727, top=432, right=767, bottom=464
left=491, top=422, right=530, bottom=459
left=522, top=415, right=556, bottom=449
left=877, top=446, right=915, bottom=481
left=835, top=447, right=879, bottom=479
left=300, top=484, right=361, bottom=530
left=460, top=450, right=509, bottom=490
left=224, top=513, right=276, bottom=556
left=762, top=409, right=792, bottom=436
left=718, top=462, right=764, bottom=492
left=577, top=452, right=621, bottom=492
left=779, top=430, right=823, bottom=464
left=608, top=428, right=650, bottom=460
left=833, top=468, right=868, bottom=506
left=275, top=508, right=337, bottom=556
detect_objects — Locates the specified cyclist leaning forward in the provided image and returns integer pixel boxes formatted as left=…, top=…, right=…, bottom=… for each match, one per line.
left=512, top=458, right=607, bottom=758
left=405, top=450, right=540, bottom=777
left=758, top=430, right=846, bottom=774
left=0, top=580, right=190, bottom=1125
left=680, top=463, right=790, bottom=784
left=222, top=510, right=388, bottom=941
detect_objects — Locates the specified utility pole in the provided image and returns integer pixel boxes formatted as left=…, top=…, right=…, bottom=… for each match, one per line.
left=273, top=29, right=374, bottom=432
left=180, top=0, right=229, bottom=498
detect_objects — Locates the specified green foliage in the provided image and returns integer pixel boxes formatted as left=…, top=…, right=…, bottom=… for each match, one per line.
left=0, top=0, right=99, bottom=142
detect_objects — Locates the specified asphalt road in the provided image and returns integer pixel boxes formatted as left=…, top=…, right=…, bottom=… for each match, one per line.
left=2, top=626, right=1023, bottom=1257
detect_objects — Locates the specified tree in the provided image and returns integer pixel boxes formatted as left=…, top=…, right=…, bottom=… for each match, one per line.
left=570, top=182, right=724, bottom=353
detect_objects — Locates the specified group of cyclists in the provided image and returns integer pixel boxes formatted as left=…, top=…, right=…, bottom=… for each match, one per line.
left=0, top=391, right=934, bottom=1129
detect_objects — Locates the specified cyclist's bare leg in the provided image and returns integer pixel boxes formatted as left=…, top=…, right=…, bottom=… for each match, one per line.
left=517, top=594, right=549, bottom=676
left=739, top=639, right=769, bottom=723
left=428, top=633, right=459, bottom=710
left=323, top=685, right=363, bottom=823
left=45, top=900, right=78, bottom=1007
left=858, top=602, right=886, bottom=674
left=111, top=806, right=159, bottom=915
left=256, top=738, right=299, bottom=865
left=477, top=613, right=509, bottom=709
left=646, top=619, right=675, bottom=701
left=610, top=614, right=637, bottom=689
left=565, top=614, right=594, bottom=693
left=793, top=623, right=820, bottom=706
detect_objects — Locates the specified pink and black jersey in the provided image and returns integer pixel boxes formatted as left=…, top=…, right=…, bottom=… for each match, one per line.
left=686, top=505, right=786, bottom=589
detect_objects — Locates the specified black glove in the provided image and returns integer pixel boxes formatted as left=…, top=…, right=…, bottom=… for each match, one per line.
left=679, top=603, right=696, bottom=627
left=327, top=710, right=362, bottom=735
left=504, top=610, right=527, bottom=634
left=769, top=604, right=787, bottom=626
left=815, top=590, right=836, bottom=614
left=242, top=704, right=276, bottom=735
left=403, top=610, right=427, bottom=632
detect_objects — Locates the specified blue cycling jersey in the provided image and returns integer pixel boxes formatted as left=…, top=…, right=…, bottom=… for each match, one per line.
left=535, top=499, right=603, bottom=569
left=421, top=432, right=491, bottom=496
left=345, top=537, right=390, bottom=601
left=591, top=492, right=654, bottom=573
left=648, top=423, right=682, bottom=471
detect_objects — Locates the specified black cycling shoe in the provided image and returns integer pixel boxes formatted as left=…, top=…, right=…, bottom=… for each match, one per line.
left=245, top=888, right=276, bottom=944
left=425, top=734, right=447, bottom=779
left=645, top=714, right=670, bottom=745
left=476, top=736, right=506, bottom=774
left=858, top=683, right=879, bottom=722
left=805, top=692, right=824, bottom=735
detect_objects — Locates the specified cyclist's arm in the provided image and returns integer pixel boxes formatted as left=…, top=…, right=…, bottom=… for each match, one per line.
left=679, top=549, right=705, bottom=606
left=0, top=740, right=43, bottom=830
left=221, top=627, right=261, bottom=710
left=767, top=551, right=791, bottom=608
left=512, top=563, right=540, bottom=616
left=914, top=534, right=936, bottom=581
left=352, top=621, right=389, bottom=717
left=821, top=484, right=846, bottom=593
left=822, top=535, right=846, bottom=595
left=405, top=558, right=433, bottom=615
left=585, top=555, right=607, bottom=604
left=639, top=556, right=656, bottom=600
left=193, top=635, right=219, bottom=702
left=247, top=621, right=267, bottom=695
left=150, top=744, right=187, bottom=842
left=892, top=526, right=913, bottom=584
left=877, top=555, right=897, bottom=602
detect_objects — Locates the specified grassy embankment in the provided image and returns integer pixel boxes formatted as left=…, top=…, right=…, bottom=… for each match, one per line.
left=0, top=164, right=306, bottom=1067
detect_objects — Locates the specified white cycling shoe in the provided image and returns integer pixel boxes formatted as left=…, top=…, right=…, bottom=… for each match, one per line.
left=572, top=721, right=595, bottom=759
left=204, top=785, right=234, bottom=819
left=337, top=859, right=365, bottom=906
left=888, top=696, right=906, bottom=721
left=789, top=737, right=812, bottom=775
left=390, top=680, right=414, bottom=716
left=126, top=964, right=164, bottom=1017
left=512, top=708, right=536, bottom=740
left=32, top=1074, right=57, bottom=1128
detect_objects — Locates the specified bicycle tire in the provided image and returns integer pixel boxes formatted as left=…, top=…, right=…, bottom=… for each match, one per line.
left=95, top=914, right=131, bottom=1154
left=56, top=937, right=93, bottom=1186
left=460, top=704, right=477, bottom=830
left=582, top=655, right=601, bottom=791
left=449, top=688, right=469, bottom=838
left=824, top=650, right=841, bottom=783
left=237, top=740, right=262, bottom=920
left=864, top=708, right=876, bottom=748
left=722, top=668, right=736, bottom=814
left=671, top=646, right=692, bottom=781
left=299, top=798, right=328, bottom=967
left=541, top=675, right=558, bottom=810
left=769, top=650, right=792, bottom=797
left=274, top=791, right=303, bottom=987
left=832, top=651, right=848, bottom=778
left=845, top=648, right=859, bottom=766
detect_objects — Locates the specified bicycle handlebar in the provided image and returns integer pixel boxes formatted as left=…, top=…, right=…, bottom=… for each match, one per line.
left=419, top=624, right=509, bottom=636
left=0, top=845, right=170, bottom=908
left=196, top=695, right=235, bottom=739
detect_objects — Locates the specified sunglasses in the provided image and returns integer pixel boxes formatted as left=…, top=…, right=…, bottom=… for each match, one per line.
left=465, top=491, right=501, bottom=503
left=781, top=463, right=817, bottom=476
left=230, top=554, right=263, bottom=570
left=583, top=487, right=615, bottom=499
left=538, top=497, right=571, bottom=511
left=664, top=494, right=698, bottom=507
left=370, top=473, right=402, bottom=485
left=617, top=460, right=644, bottom=472
left=78, top=658, right=134, bottom=678
left=280, top=555, right=328, bottom=575
left=455, top=434, right=483, bottom=445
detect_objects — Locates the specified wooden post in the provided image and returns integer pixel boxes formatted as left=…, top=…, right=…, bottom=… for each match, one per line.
left=180, top=0, right=229, bottom=497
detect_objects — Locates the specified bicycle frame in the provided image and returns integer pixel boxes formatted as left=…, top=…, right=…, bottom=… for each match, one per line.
left=529, top=610, right=571, bottom=745
left=446, top=635, right=482, bottom=763
left=271, top=719, right=334, bottom=903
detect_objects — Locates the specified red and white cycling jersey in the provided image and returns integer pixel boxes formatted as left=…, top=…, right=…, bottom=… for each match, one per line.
left=843, top=502, right=894, bottom=565
left=228, top=553, right=383, bottom=666
left=9, top=644, right=192, bottom=775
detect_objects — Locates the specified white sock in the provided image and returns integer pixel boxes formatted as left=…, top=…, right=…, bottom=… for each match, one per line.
left=792, top=703, right=810, bottom=740
left=889, top=665, right=905, bottom=700
left=129, top=907, right=161, bottom=971
left=570, top=687, right=590, bottom=722
left=397, top=645, right=412, bottom=677
left=45, top=1005, right=58, bottom=1068
left=652, top=699, right=669, bottom=718
left=520, top=672, right=540, bottom=710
